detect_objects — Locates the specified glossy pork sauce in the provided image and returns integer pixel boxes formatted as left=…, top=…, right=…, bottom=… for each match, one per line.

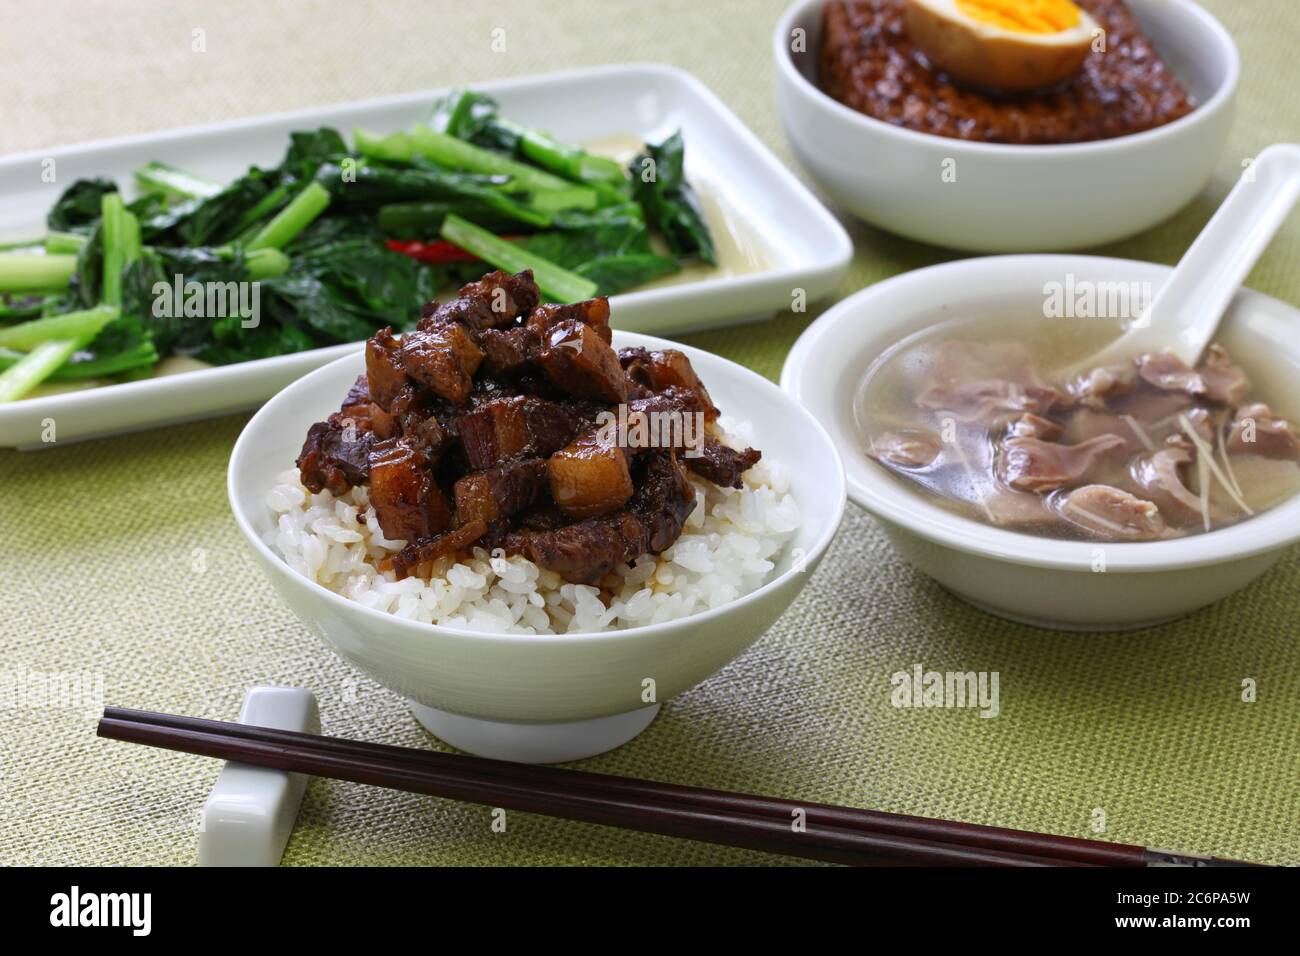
left=296, top=269, right=762, bottom=584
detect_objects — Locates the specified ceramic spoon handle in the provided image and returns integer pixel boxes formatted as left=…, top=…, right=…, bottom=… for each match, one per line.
left=1152, top=143, right=1300, bottom=366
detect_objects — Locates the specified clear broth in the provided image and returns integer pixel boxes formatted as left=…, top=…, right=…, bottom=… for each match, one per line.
left=855, top=314, right=1300, bottom=542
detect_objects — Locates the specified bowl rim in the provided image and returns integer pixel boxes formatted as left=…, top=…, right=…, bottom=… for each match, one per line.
left=772, top=0, right=1241, bottom=157
left=229, top=330, right=848, bottom=646
left=780, top=254, right=1300, bottom=573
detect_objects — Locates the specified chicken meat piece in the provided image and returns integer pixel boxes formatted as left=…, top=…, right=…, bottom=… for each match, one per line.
left=997, top=434, right=1126, bottom=493
left=1136, top=351, right=1205, bottom=397
left=367, top=437, right=452, bottom=542
left=929, top=340, right=1045, bottom=390
left=982, top=488, right=1053, bottom=528
left=1180, top=406, right=1217, bottom=445
left=537, top=319, right=628, bottom=403
left=547, top=429, right=634, bottom=519
left=1130, top=446, right=1221, bottom=525
left=1196, top=344, right=1250, bottom=406
left=1061, top=408, right=1144, bottom=452
left=1112, top=387, right=1195, bottom=425
left=1008, top=414, right=1063, bottom=442
left=1066, top=364, right=1137, bottom=409
left=1056, top=485, right=1169, bottom=541
left=1227, top=403, right=1300, bottom=460
left=919, top=380, right=1059, bottom=425
left=869, top=428, right=942, bottom=469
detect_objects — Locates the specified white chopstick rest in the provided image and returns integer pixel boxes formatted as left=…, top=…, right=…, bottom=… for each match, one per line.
left=197, top=686, right=319, bottom=867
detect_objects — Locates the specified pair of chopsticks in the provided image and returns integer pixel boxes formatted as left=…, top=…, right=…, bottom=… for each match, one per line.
left=97, top=707, right=1253, bottom=866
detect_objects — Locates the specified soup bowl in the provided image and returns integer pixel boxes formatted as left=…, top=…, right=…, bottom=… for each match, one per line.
left=773, top=0, right=1239, bottom=251
left=230, top=331, right=845, bottom=762
left=781, top=255, right=1300, bottom=631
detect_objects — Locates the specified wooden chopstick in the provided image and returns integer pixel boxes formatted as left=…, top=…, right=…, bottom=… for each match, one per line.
left=101, top=706, right=1126, bottom=865
left=98, top=708, right=1072, bottom=866
left=98, top=707, right=1249, bottom=867
left=98, top=715, right=1065, bottom=866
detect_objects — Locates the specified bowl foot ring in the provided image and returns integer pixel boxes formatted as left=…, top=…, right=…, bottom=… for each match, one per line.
left=409, top=702, right=662, bottom=764
left=954, top=591, right=1187, bottom=632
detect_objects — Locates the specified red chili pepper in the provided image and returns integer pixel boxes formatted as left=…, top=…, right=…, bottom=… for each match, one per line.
left=385, top=239, right=480, bottom=264
left=386, top=237, right=521, bottom=264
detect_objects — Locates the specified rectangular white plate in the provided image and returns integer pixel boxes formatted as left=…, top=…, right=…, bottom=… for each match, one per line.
left=0, top=63, right=851, bottom=448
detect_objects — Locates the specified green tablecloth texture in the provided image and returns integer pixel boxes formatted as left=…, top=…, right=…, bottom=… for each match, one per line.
left=1, top=0, right=1297, bottom=866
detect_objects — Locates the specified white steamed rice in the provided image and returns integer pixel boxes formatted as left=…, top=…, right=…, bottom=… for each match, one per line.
left=264, top=417, right=800, bottom=634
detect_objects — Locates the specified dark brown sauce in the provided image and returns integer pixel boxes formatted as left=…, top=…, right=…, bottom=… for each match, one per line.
left=818, top=0, right=1195, bottom=145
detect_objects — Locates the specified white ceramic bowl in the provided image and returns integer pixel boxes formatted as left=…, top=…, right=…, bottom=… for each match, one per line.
left=230, top=332, right=845, bottom=762
left=773, top=0, right=1239, bottom=251
left=781, top=255, right=1300, bottom=631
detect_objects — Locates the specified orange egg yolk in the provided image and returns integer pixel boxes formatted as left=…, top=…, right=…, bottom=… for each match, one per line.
left=954, top=0, right=1082, bottom=34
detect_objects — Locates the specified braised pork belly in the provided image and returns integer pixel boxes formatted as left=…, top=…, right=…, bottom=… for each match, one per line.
left=296, top=269, right=761, bottom=583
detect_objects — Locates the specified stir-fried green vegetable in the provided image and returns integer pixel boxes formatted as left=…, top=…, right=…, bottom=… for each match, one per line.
left=0, top=254, right=78, bottom=292
left=0, top=305, right=120, bottom=402
left=441, top=215, right=597, bottom=304
left=630, top=131, right=716, bottom=265
left=0, top=89, right=715, bottom=402
left=246, top=181, right=332, bottom=251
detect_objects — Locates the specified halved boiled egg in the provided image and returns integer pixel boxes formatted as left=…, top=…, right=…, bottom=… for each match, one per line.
left=904, top=0, right=1101, bottom=92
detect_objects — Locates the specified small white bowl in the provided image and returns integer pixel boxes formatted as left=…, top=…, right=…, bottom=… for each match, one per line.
left=230, top=332, right=845, bottom=762
left=781, top=255, right=1300, bottom=631
left=773, top=0, right=1239, bottom=252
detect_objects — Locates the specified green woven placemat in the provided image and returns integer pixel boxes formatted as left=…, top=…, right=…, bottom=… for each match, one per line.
left=1, top=0, right=1297, bottom=866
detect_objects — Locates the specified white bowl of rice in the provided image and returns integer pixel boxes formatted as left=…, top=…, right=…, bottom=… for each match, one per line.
left=229, top=332, right=844, bottom=762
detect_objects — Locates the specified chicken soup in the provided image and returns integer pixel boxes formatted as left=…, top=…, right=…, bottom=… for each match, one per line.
left=855, top=316, right=1300, bottom=542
